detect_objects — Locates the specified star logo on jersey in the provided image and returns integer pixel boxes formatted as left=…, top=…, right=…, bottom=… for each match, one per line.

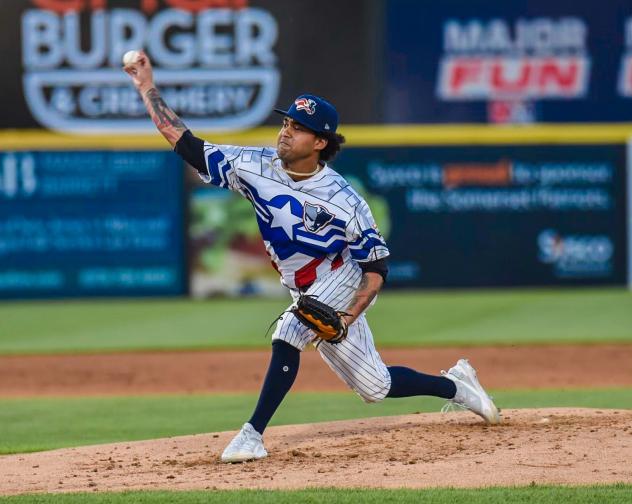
left=268, top=200, right=303, bottom=240
left=303, top=202, right=335, bottom=233
left=295, top=98, right=317, bottom=115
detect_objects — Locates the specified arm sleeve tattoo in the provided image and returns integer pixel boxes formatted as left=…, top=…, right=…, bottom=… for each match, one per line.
left=142, top=87, right=187, bottom=146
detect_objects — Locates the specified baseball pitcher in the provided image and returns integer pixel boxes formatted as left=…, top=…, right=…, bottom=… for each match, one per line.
left=124, top=51, right=500, bottom=463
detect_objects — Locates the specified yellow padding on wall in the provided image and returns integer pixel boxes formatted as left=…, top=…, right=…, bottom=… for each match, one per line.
left=2, top=123, right=632, bottom=150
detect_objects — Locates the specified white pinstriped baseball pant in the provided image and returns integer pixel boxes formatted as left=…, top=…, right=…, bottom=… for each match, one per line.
left=272, top=261, right=392, bottom=403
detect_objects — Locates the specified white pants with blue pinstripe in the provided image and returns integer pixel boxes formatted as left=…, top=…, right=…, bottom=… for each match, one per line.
left=272, top=261, right=392, bottom=403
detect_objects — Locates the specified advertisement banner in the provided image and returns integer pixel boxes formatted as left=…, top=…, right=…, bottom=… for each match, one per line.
left=0, top=150, right=185, bottom=298
left=1, top=0, right=379, bottom=132
left=386, top=0, right=632, bottom=123
left=337, top=144, right=628, bottom=288
left=188, top=143, right=627, bottom=293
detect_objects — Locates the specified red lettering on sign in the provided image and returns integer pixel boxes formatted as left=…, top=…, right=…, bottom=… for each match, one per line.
left=488, top=101, right=511, bottom=123
left=449, top=59, right=483, bottom=93
left=31, top=0, right=247, bottom=13
left=443, top=160, right=512, bottom=189
left=32, top=0, right=98, bottom=12
left=538, top=59, right=580, bottom=95
left=438, top=56, right=587, bottom=99
left=165, top=0, right=247, bottom=10
left=490, top=60, right=531, bottom=94
left=140, top=0, right=159, bottom=13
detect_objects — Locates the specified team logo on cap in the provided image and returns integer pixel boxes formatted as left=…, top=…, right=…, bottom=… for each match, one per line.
left=295, top=98, right=317, bottom=115
left=303, top=202, right=334, bottom=233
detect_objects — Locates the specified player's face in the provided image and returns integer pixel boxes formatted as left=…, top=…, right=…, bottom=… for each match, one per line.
left=276, top=117, right=326, bottom=163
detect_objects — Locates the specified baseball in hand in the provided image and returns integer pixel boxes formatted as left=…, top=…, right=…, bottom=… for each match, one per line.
left=122, top=50, right=141, bottom=66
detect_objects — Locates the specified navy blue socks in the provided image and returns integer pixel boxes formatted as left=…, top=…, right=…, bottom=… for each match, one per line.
left=386, top=366, right=456, bottom=399
left=248, top=345, right=456, bottom=434
left=248, top=340, right=300, bottom=435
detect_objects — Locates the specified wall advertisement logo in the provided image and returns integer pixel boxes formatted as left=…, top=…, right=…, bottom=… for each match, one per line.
left=21, top=1, right=280, bottom=133
left=436, top=18, right=590, bottom=123
left=437, top=18, right=590, bottom=101
left=537, top=229, right=613, bottom=278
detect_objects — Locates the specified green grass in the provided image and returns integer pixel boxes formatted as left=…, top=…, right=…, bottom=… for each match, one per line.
left=1, top=485, right=632, bottom=503
left=1, top=288, right=631, bottom=354
left=1, top=388, right=630, bottom=454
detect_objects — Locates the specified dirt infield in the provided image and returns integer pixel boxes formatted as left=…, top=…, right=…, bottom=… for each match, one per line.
left=2, top=344, right=631, bottom=494
left=2, top=344, right=631, bottom=397
left=1, top=408, right=631, bottom=495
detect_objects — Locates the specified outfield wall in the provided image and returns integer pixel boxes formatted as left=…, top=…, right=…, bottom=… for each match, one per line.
left=4, top=1, right=632, bottom=297
left=0, top=126, right=630, bottom=298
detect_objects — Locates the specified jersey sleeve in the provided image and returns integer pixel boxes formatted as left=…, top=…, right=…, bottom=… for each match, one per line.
left=345, top=199, right=390, bottom=263
left=197, top=142, right=246, bottom=194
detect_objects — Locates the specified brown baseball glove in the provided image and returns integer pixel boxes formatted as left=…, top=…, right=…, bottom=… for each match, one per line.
left=292, top=295, right=349, bottom=344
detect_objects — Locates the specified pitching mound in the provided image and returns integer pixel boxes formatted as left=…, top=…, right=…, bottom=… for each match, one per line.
left=1, top=408, right=631, bottom=495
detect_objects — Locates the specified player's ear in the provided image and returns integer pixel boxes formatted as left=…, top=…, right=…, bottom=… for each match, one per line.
left=314, top=136, right=328, bottom=152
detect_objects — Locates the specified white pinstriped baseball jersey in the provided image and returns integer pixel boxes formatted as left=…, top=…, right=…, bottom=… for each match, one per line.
left=198, top=143, right=389, bottom=290
left=199, top=143, right=392, bottom=402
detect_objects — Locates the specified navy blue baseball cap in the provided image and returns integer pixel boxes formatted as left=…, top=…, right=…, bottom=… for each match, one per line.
left=274, top=94, right=338, bottom=134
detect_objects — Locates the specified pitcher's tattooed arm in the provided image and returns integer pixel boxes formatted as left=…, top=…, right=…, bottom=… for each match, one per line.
left=343, top=272, right=384, bottom=326
left=142, top=87, right=187, bottom=147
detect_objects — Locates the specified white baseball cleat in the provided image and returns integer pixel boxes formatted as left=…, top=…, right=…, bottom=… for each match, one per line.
left=441, top=359, right=501, bottom=425
left=220, top=422, right=268, bottom=463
